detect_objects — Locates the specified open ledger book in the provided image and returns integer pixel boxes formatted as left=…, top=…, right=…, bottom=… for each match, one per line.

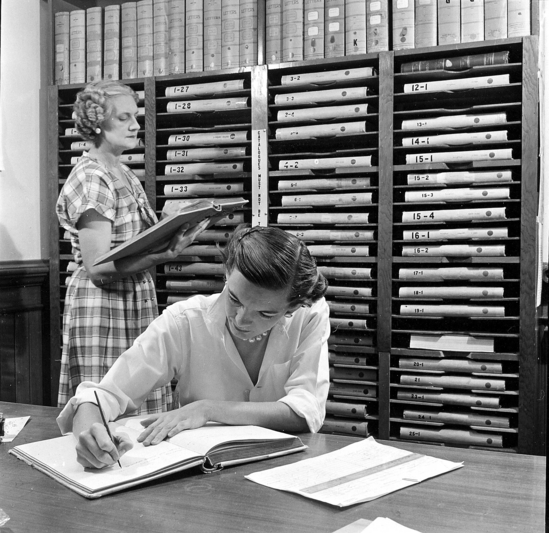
left=94, top=197, right=248, bottom=265
left=9, top=418, right=306, bottom=499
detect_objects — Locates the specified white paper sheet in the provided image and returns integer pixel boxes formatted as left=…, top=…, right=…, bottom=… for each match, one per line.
left=333, top=517, right=423, bottom=533
left=362, top=517, right=422, bottom=533
left=1, top=416, right=30, bottom=443
left=246, top=437, right=463, bottom=507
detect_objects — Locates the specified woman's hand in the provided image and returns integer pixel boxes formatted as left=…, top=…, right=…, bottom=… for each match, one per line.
left=76, top=209, right=210, bottom=285
left=161, top=219, right=210, bottom=260
left=136, top=401, right=211, bottom=446
left=75, top=422, right=133, bottom=469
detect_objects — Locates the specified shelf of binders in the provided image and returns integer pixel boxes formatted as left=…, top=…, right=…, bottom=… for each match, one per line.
left=153, top=70, right=254, bottom=309
left=387, top=40, right=530, bottom=452
left=388, top=343, right=521, bottom=452
left=264, top=56, right=381, bottom=439
left=47, top=37, right=542, bottom=454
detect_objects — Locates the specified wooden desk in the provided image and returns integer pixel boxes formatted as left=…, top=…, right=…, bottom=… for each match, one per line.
left=0, top=402, right=545, bottom=533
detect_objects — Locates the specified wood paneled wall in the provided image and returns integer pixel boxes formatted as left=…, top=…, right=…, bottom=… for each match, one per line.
left=0, top=261, right=50, bottom=405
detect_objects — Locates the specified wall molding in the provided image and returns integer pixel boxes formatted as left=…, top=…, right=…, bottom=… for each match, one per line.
left=0, top=260, right=49, bottom=310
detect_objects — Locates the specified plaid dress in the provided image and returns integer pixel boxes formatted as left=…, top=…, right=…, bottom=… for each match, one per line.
left=56, top=155, right=173, bottom=414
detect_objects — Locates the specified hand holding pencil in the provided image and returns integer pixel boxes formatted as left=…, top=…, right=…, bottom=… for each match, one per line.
left=94, top=391, right=123, bottom=468
left=73, top=393, right=134, bottom=470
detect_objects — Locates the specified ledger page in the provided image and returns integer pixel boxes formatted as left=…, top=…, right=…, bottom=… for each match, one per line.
left=246, top=437, right=463, bottom=507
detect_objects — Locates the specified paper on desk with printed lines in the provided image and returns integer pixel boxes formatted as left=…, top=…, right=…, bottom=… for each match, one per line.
left=246, top=436, right=463, bottom=507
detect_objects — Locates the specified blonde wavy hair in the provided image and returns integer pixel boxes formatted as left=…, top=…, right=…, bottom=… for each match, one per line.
left=73, top=80, right=139, bottom=145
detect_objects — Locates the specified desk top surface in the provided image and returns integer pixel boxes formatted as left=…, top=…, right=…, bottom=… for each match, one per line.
left=0, top=402, right=545, bottom=533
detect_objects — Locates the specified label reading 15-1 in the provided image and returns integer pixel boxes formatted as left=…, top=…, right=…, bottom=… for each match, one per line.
left=410, top=154, right=435, bottom=163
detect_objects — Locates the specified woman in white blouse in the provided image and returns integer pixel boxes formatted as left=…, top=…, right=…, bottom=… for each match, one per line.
left=57, top=225, right=331, bottom=469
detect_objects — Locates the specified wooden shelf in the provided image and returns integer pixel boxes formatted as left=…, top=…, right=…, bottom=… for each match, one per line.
left=47, top=23, right=544, bottom=454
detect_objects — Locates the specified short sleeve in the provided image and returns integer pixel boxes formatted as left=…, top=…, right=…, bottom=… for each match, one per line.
left=56, top=158, right=117, bottom=231
left=277, top=298, right=331, bottom=432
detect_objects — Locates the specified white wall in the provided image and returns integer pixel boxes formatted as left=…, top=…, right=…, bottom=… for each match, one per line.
left=0, top=0, right=545, bottom=268
left=0, top=0, right=49, bottom=261
left=539, top=2, right=549, bottom=305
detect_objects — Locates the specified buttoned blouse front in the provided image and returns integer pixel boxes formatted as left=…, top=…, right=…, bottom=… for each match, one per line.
left=57, top=289, right=331, bottom=433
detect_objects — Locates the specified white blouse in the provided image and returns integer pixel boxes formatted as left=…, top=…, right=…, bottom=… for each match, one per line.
left=57, top=289, right=331, bottom=433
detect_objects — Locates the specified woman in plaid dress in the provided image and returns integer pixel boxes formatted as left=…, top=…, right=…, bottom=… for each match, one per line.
left=57, top=81, right=206, bottom=414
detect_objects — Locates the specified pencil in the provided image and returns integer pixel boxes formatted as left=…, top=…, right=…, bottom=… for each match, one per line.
left=93, top=391, right=122, bottom=468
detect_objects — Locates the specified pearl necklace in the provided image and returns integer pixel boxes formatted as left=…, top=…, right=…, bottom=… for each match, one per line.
left=247, top=330, right=270, bottom=343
